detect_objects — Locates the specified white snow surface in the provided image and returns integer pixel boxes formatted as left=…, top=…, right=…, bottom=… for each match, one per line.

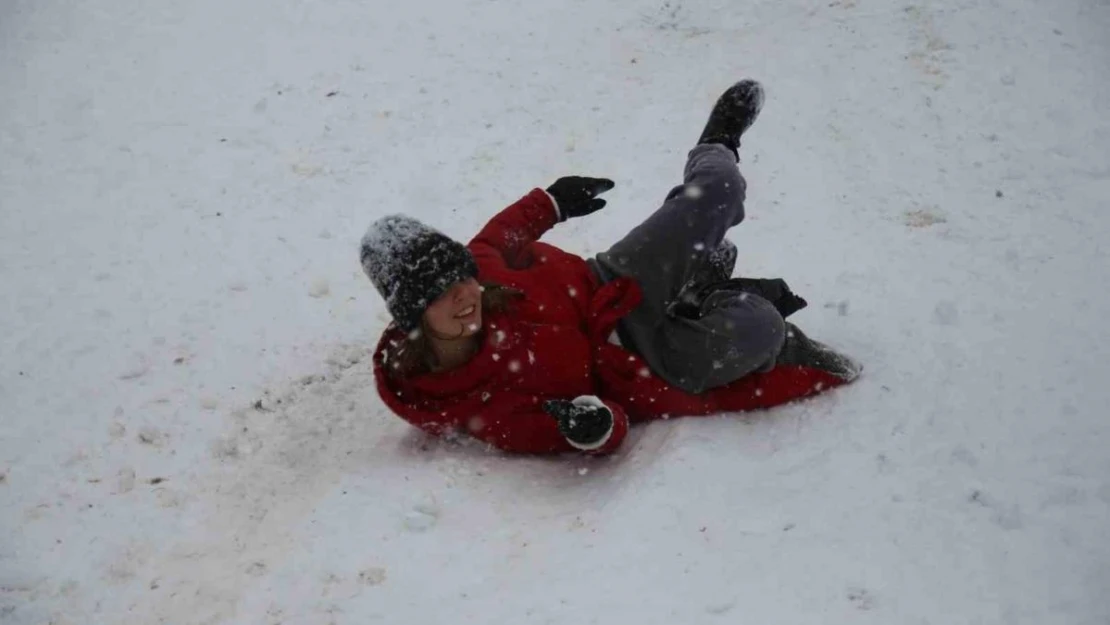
left=3, top=0, right=1110, bottom=623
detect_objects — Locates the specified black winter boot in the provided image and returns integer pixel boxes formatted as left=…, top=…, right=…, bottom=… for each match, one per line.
left=775, top=323, right=861, bottom=381
left=671, top=240, right=738, bottom=316
left=705, top=239, right=738, bottom=282
left=671, top=273, right=808, bottom=322
left=697, top=79, right=765, bottom=160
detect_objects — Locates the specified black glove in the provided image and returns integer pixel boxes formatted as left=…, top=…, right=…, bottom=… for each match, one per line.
left=546, top=176, right=615, bottom=221
left=542, top=399, right=614, bottom=448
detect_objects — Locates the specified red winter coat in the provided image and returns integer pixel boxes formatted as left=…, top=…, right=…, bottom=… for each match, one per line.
left=373, top=189, right=850, bottom=454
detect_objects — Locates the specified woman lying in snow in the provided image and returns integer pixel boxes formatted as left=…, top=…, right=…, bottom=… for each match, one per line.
left=360, top=79, right=860, bottom=454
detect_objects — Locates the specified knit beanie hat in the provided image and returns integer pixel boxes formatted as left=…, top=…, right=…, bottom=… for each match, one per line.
left=360, top=215, right=479, bottom=332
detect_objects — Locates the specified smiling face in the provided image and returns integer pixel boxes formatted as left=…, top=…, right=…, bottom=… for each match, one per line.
left=422, top=278, right=483, bottom=339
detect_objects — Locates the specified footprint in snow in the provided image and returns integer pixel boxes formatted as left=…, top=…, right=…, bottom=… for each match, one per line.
left=359, top=568, right=387, bottom=586
left=136, top=427, right=167, bottom=447
left=115, top=468, right=137, bottom=494
left=109, top=420, right=127, bottom=439
left=705, top=601, right=735, bottom=615
left=847, top=586, right=875, bottom=610
left=403, top=498, right=440, bottom=532
left=308, top=279, right=330, bottom=298
left=210, top=432, right=263, bottom=461
left=118, top=359, right=150, bottom=380
left=905, top=208, right=946, bottom=228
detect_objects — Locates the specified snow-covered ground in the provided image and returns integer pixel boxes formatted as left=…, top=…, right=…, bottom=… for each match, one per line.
left=3, top=0, right=1109, bottom=622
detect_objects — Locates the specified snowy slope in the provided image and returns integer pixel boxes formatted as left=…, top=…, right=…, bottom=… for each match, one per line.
left=3, top=0, right=1109, bottom=622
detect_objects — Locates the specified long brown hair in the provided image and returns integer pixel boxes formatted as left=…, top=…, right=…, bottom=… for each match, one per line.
left=387, top=283, right=523, bottom=379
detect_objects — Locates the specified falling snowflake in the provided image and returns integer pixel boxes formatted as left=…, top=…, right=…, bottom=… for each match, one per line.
left=508, top=360, right=521, bottom=372
left=495, top=330, right=506, bottom=343
left=567, top=287, right=578, bottom=297
left=754, top=388, right=763, bottom=397
left=693, top=242, right=706, bottom=251
left=467, top=416, right=485, bottom=432
left=814, top=382, right=824, bottom=391
left=684, top=185, right=704, bottom=199
left=638, top=367, right=651, bottom=378
left=481, top=391, right=491, bottom=402
left=492, top=354, right=501, bottom=361
left=528, top=350, right=536, bottom=364
left=712, top=360, right=724, bottom=370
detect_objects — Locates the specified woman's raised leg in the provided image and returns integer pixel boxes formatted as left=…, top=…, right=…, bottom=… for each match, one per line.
left=591, top=142, right=748, bottom=311
left=590, top=80, right=785, bottom=393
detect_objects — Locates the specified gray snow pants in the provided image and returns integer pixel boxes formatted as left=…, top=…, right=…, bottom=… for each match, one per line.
left=589, top=144, right=785, bottom=394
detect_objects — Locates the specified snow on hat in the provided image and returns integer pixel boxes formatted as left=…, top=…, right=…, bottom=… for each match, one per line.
left=360, top=215, right=478, bottom=332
